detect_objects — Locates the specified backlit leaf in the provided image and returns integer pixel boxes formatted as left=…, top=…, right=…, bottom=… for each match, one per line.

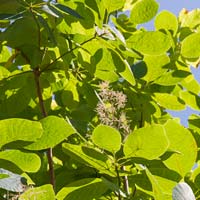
left=0, top=150, right=41, bottom=173
left=0, top=118, right=43, bottom=149
left=130, top=0, right=159, bottom=24
left=181, top=33, right=200, bottom=58
left=19, top=184, right=55, bottom=200
left=92, top=125, right=121, bottom=153
left=124, top=124, right=169, bottom=160
left=163, top=120, right=197, bottom=176
left=127, top=31, right=171, bottom=55
left=26, top=116, right=75, bottom=150
left=56, top=178, right=108, bottom=200
left=155, top=10, right=178, bottom=35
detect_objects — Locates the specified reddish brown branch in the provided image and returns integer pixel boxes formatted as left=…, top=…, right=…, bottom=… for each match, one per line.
left=33, top=67, right=55, bottom=190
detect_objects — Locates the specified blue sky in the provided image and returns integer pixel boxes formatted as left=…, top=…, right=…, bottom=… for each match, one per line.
left=154, top=0, right=200, bottom=126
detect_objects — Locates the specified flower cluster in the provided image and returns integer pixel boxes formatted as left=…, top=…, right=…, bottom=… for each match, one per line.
left=96, top=81, right=130, bottom=136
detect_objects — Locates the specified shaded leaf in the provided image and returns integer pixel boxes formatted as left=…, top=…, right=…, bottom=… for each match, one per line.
left=53, top=3, right=82, bottom=19
left=38, top=15, right=57, bottom=45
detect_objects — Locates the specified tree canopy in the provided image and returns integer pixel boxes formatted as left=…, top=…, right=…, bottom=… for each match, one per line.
left=0, top=0, right=200, bottom=199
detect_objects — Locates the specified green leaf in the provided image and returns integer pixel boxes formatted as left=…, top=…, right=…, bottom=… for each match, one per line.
left=163, top=120, right=197, bottom=177
left=181, top=33, right=200, bottom=58
left=1, top=17, right=42, bottom=48
left=130, top=0, right=159, bottom=24
left=0, top=118, right=43, bottom=149
left=102, top=0, right=126, bottom=14
left=124, top=124, right=169, bottom=160
left=180, top=9, right=200, bottom=29
left=62, top=143, right=116, bottom=177
left=37, top=15, right=57, bottom=46
left=26, top=116, right=75, bottom=150
left=154, top=70, right=190, bottom=86
left=108, top=49, right=135, bottom=85
left=127, top=31, right=171, bottom=55
left=153, top=93, right=185, bottom=110
left=0, top=150, right=41, bottom=173
left=0, top=0, right=20, bottom=14
left=180, top=91, right=200, bottom=110
left=146, top=169, right=174, bottom=200
left=56, top=178, right=108, bottom=200
left=155, top=10, right=178, bottom=35
left=53, top=3, right=82, bottom=19
left=92, top=125, right=121, bottom=154
left=142, top=54, right=170, bottom=82
left=19, top=184, right=55, bottom=200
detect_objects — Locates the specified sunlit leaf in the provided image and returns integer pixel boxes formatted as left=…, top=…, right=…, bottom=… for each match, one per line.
left=0, top=150, right=41, bottom=173
left=19, top=184, right=55, bottom=200
left=155, top=10, right=178, bottom=34
left=26, top=116, right=75, bottom=150
left=163, top=120, right=197, bottom=177
left=127, top=31, right=171, bottom=55
left=130, top=0, right=159, bottom=24
left=0, top=118, right=43, bottom=149
left=181, top=33, right=200, bottom=58
left=124, top=124, right=169, bottom=160
left=92, top=124, right=121, bottom=153
left=56, top=178, right=108, bottom=200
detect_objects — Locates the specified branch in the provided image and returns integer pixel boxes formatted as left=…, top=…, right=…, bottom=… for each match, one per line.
left=41, top=34, right=98, bottom=72
left=33, top=67, right=55, bottom=190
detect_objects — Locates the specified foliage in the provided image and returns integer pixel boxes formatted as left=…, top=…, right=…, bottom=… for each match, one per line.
left=0, top=0, right=200, bottom=199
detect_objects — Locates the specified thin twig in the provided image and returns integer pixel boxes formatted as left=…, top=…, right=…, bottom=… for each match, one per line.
left=122, top=166, right=130, bottom=196
left=115, top=166, right=122, bottom=200
left=41, top=34, right=99, bottom=72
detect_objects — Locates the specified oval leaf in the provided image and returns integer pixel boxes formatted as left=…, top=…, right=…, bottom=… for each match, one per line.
left=124, top=124, right=169, bottom=160
left=26, top=116, right=75, bottom=150
left=155, top=10, right=178, bottom=34
left=163, top=120, right=197, bottom=176
left=130, top=0, right=159, bottom=24
left=0, top=118, right=43, bottom=149
left=153, top=93, right=185, bottom=110
left=127, top=31, right=171, bottom=55
left=56, top=178, right=108, bottom=200
left=0, top=150, right=41, bottom=173
left=19, top=184, right=55, bottom=200
left=92, top=125, right=121, bottom=153
left=181, top=33, right=200, bottom=58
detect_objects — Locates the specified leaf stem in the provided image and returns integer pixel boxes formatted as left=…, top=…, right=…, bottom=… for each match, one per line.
left=115, top=165, right=122, bottom=200
left=33, top=67, right=55, bottom=190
